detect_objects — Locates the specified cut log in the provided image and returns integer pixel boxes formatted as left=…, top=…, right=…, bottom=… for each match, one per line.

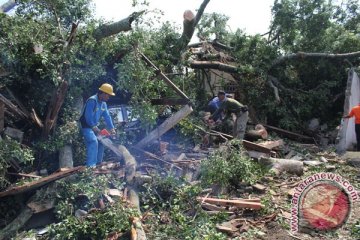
left=245, top=129, right=267, bottom=141
left=97, top=136, right=124, bottom=159
left=136, top=104, right=193, bottom=148
left=118, top=145, right=136, bottom=183
left=179, top=0, right=210, bottom=49
left=128, top=186, right=147, bottom=240
left=0, top=166, right=85, bottom=198
left=197, top=197, right=263, bottom=210
left=59, top=145, right=73, bottom=168
left=258, top=157, right=303, bottom=176
left=262, top=124, right=314, bottom=143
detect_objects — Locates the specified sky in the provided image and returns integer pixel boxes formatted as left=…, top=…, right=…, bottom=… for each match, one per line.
left=92, top=0, right=274, bottom=35
left=0, top=0, right=274, bottom=35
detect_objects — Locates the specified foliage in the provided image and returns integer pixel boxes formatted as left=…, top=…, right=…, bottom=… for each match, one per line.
left=351, top=220, right=360, bottom=239
left=48, top=202, right=136, bottom=239
left=200, top=140, right=266, bottom=188
left=140, top=175, right=227, bottom=240
left=197, top=13, right=230, bottom=42
left=44, top=170, right=136, bottom=239
left=0, top=137, right=34, bottom=189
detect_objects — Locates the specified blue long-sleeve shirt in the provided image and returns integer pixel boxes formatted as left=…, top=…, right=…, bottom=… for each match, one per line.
left=81, top=94, right=114, bottom=130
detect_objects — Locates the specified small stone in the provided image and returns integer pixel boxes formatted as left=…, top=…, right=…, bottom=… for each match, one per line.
left=325, top=165, right=336, bottom=171
left=320, top=156, right=328, bottom=163
left=75, top=209, right=87, bottom=218
left=39, top=169, right=48, bottom=176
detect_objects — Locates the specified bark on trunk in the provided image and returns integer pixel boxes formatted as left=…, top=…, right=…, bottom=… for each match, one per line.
left=93, top=11, right=144, bottom=41
left=258, top=157, right=304, bottom=176
left=136, top=105, right=193, bottom=148
left=270, top=51, right=360, bottom=70
left=59, top=145, right=73, bottom=168
left=189, top=60, right=238, bottom=72
left=179, top=0, right=210, bottom=49
left=42, top=81, right=68, bottom=138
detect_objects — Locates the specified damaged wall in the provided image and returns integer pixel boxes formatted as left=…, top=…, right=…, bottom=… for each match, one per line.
left=337, top=69, right=360, bottom=152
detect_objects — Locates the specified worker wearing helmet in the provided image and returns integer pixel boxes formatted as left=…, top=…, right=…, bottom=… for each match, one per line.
left=79, top=83, right=116, bottom=167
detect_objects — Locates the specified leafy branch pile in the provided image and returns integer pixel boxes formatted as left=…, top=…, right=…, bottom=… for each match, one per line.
left=0, top=137, right=34, bottom=189
left=35, top=170, right=138, bottom=239
left=200, top=140, right=267, bottom=189
left=140, top=175, right=227, bottom=240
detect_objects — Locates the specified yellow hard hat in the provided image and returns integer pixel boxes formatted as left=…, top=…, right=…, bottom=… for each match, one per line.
left=99, top=83, right=115, bottom=96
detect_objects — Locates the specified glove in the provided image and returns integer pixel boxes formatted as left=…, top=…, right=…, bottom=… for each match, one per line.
left=110, top=128, right=116, bottom=135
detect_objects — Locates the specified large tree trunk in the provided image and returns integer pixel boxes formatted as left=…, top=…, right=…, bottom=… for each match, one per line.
left=93, top=11, right=145, bottom=41
left=136, top=105, right=193, bottom=148
left=42, top=81, right=68, bottom=138
left=177, top=0, right=210, bottom=51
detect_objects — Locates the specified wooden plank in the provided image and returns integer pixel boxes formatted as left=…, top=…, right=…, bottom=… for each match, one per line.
left=150, top=98, right=190, bottom=105
left=242, top=140, right=272, bottom=154
left=258, top=139, right=284, bottom=150
left=136, top=104, right=193, bottom=148
left=0, top=100, right=4, bottom=132
left=0, top=166, right=85, bottom=198
left=0, top=93, right=28, bottom=119
left=197, top=197, right=263, bottom=210
left=262, top=124, right=314, bottom=142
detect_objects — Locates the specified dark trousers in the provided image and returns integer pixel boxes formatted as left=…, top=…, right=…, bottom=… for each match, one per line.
left=356, top=124, right=360, bottom=151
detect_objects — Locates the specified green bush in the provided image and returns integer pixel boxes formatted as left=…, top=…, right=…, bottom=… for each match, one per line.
left=0, top=137, right=34, bottom=189
left=200, top=140, right=266, bottom=188
left=140, top=175, right=227, bottom=240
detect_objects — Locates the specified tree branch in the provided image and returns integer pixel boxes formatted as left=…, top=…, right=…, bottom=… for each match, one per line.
left=93, top=11, right=145, bottom=41
left=270, top=51, right=360, bottom=69
left=189, top=60, right=238, bottom=73
left=179, top=0, right=210, bottom=48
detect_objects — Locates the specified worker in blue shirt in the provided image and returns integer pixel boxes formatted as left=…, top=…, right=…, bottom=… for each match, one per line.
left=79, top=83, right=116, bottom=167
left=207, top=91, right=231, bottom=121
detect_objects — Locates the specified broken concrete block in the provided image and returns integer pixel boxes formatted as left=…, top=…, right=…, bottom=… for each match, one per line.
left=4, top=127, right=24, bottom=142
left=75, top=209, right=87, bottom=218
